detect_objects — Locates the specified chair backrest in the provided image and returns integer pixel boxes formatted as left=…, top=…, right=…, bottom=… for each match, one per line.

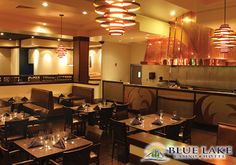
left=165, top=121, right=184, bottom=141
left=64, top=108, right=74, bottom=128
left=99, top=107, right=113, bottom=120
left=182, top=115, right=196, bottom=139
left=0, top=145, right=11, bottom=165
left=72, top=86, right=94, bottom=104
left=110, top=119, right=127, bottom=144
left=115, top=103, right=129, bottom=112
left=217, top=122, right=236, bottom=156
left=63, top=144, right=92, bottom=165
left=85, top=125, right=103, bottom=144
left=31, top=88, right=54, bottom=110
left=4, top=118, right=29, bottom=140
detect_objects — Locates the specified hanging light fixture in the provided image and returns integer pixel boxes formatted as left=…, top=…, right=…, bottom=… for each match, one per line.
left=93, top=0, right=140, bottom=35
left=57, top=14, right=67, bottom=58
left=212, top=0, right=236, bottom=53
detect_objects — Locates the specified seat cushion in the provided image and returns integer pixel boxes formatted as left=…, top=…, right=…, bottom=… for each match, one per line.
left=23, top=103, right=49, bottom=117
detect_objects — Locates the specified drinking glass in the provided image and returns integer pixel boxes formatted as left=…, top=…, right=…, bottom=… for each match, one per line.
left=173, top=111, right=177, bottom=118
left=159, top=110, right=164, bottom=120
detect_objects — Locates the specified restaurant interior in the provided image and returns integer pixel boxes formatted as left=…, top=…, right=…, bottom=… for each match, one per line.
left=0, top=0, right=236, bottom=164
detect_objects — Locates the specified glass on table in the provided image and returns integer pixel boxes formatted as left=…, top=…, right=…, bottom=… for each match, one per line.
left=172, top=111, right=177, bottom=118
left=159, top=109, right=164, bottom=120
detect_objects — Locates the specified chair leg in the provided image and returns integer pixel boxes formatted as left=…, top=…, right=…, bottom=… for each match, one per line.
left=112, top=142, right=115, bottom=159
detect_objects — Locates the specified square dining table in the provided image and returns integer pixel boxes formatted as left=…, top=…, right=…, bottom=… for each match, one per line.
left=120, top=113, right=185, bottom=132
left=0, top=112, right=38, bottom=127
left=14, top=135, right=92, bottom=164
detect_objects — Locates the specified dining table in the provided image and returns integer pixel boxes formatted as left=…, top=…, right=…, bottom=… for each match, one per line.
left=120, top=113, right=185, bottom=132
left=0, top=112, right=38, bottom=127
left=14, top=133, right=93, bottom=164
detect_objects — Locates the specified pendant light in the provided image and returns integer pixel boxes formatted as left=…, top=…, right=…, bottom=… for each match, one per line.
left=93, top=0, right=140, bottom=35
left=212, top=0, right=236, bottom=53
left=57, top=14, right=67, bottom=58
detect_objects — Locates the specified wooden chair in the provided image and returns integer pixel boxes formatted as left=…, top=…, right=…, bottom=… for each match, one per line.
left=49, top=144, right=93, bottom=165
left=110, top=119, right=129, bottom=163
left=114, top=103, right=129, bottom=120
left=217, top=122, right=236, bottom=156
left=0, top=119, right=28, bottom=146
left=63, top=108, right=79, bottom=134
left=0, top=144, right=35, bottom=165
left=98, top=107, right=113, bottom=133
left=163, top=120, right=185, bottom=141
left=85, top=125, right=103, bottom=165
left=179, top=115, right=196, bottom=144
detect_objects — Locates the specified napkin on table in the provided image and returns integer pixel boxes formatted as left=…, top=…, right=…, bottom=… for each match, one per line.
left=152, top=119, right=163, bottom=125
left=131, top=118, right=142, bottom=125
left=171, top=115, right=181, bottom=121
left=53, top=138, right=65, bottom=149
left=94, top=105, right=100, bottom=111
left=21, top=97, right=29, bottom=102
left=28, top=139, right=43, bottom=149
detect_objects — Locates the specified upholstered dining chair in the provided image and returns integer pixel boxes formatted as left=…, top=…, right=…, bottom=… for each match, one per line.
left=179, top=115, right=196, bottom=144
left=110, top=119, right=129, bottom=163
left=0, top=144, right=35, bottom=165
left=85, top=125, right=103, bottom=165
left=49, top=144, right=93, bottom=165
left=0, top=118, right=28, bottom=146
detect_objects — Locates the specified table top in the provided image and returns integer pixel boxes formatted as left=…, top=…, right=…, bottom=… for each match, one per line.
left=14, top=136, right=92, bottom=159
left=120, top=113, right=184, bottom=132
left=69, top=102, right=114, bottom=113
left=128, top=132, right=236, bottom=165
left=0, top=112, right=38, bottom=126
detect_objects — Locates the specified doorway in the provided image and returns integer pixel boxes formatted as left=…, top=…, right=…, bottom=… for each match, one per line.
left=130, top=64, right=142, bottom=85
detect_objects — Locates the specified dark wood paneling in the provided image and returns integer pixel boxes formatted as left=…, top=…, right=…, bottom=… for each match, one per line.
left=73, top=36, right=89, bottom=83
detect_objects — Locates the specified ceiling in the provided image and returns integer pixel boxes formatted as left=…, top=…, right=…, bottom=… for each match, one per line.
left=0, top=0, right=235, bottom=43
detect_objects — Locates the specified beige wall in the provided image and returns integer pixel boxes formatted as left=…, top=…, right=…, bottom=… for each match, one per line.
left=10, top=48, right=19, bottom=75
left=141, top=65, right=236, bottom=90
left=130, top=42, right=146, bottom=64
left=89, top=48, right=101, bottom=78
left=142, top=65, right=171, bottom=86
left=102, top=42, right=131, bottom=82
left=29, top=48, right=73, bottom=75
left=0, top=48, right=11, bottom=75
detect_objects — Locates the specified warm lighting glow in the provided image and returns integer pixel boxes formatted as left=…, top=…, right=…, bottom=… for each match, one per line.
left=82, top=11, right=88, bottom=15
left=93, top=0, right=140, bottom=35
left=57, top=14, right=66, bottom=58
left=35, top=27, right=47, bottom=33
left=42, top=1, right=48, bottom=7
left=57, top=44, right=67, bottom=58
left=182, top=17, right=192, bottom=23
left=211, top=0, right=236, bottom=53
left=170, top=10, right=176, bottom=16
left=0, top=32, right=4, bottom=36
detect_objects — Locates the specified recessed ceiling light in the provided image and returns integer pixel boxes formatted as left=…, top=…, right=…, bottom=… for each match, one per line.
left=42, top=1, right=48, bottom=7
left=58, top=38, right=61, bottom=41
left=82, top=11, right=88, bottom=15
left=9, top=38, right=12, bottom=41
left=170, top=10, right=176, bottom=16
left=43, top=23, right=47, bottom=26
left=31, top=36, right=34, bottom=39
left=0, top=32, right=4, bottom=36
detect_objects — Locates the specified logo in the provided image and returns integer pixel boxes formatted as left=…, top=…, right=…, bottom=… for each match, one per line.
left=141, top=142, right=170, bottom=163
